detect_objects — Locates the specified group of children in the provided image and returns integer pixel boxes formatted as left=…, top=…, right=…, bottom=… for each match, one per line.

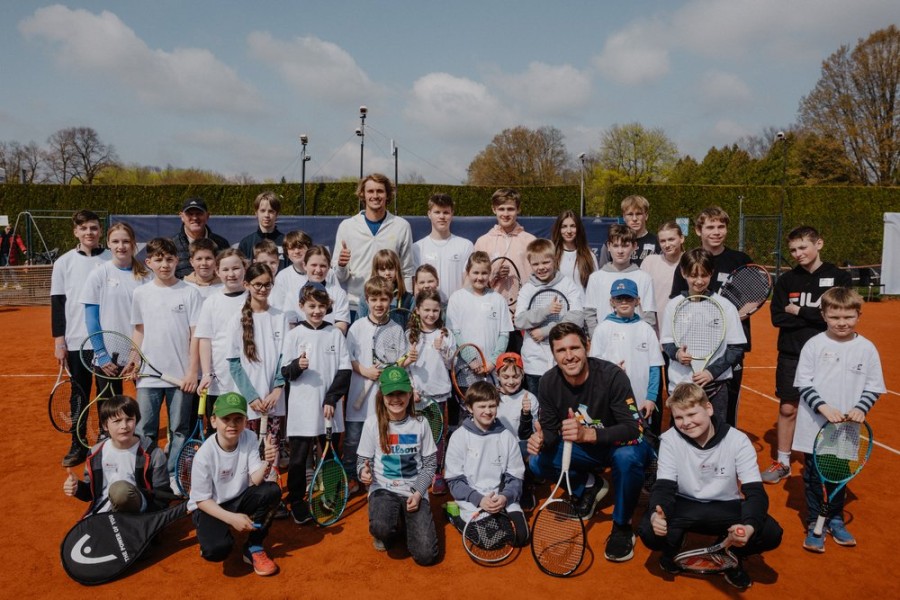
left=55, top=182, right=884, bottom=586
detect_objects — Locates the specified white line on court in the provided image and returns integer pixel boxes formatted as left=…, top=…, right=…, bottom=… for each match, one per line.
left=742, top=384, right=900, bottom=456
left=886, top=390, right=900, bottom=397
left=0, top=374, right=56, bottom=378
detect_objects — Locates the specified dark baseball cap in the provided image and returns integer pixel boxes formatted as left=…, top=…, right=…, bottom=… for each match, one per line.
left=181, top=197, right=208, bottom=213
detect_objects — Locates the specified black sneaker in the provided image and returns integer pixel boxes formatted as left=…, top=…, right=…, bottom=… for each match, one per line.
left=520, top=487, right=536, bottom=512
left=723, top=561, right=752, bottom=589
left=573, top=478, right=607, bottom=520
left=659, top=553, right=682, bottom=574
left=291, top=502, right=312, bottom=525
left=604, top=523, right=636, bottom=562
left=62, top=442, right=87, bottom=467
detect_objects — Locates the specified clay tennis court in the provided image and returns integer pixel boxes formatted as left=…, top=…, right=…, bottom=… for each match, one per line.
left=2, top=302, right=897, bottom=598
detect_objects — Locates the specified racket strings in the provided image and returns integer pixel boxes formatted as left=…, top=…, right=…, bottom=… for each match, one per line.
left=50, top=378, right=88, bottom=433
left=679, top=551, right=738, bottom=572
left=310, top=460, right=347, bottom=522
left=720, top=267, right=771, bottom=306
left=465, top=514, right=515, bottom=552
left=175, top=442, right=201, bottom=495
left=419, top=403, right=444, bottom=445
left=373, top=325, right=409, bottom=364
left=529, top=290, right=569, bottom=326
left=815, top=422, right=870, bottom=481
left=86, top=331, right=141, bottom=377
left=673, top=301, right=724, bottom=357
left=532, top=502, right=585, bottom=575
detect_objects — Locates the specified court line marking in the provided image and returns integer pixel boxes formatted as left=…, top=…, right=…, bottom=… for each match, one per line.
left=0, top=374, right=57, bottom=378
left=742, top=384, right=900, bottom=456
left=886, top=390, right=900, bottom=397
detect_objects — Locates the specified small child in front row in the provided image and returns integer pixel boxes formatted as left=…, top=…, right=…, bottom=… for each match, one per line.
left=444, top=381, right=529, bottom=547
left=793, top=287, right=885, bottom=553
left=638, top=383, right=782, bottom=590
left=589, top=279, right=664, bottom=435
left=188, top=392, right=281, bottom=576
left=63, top=395, right=170, bottom=518
left=493, top=352, right=537, bottom=510
left=280, top=283, right=352, bottom=524
left=406, top=288, right=457, bottom=494
left=357, top=366, right=439, bottom=565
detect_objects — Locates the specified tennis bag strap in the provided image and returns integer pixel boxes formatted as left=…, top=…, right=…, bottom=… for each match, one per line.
left=61, top=501, right=188, bottom=585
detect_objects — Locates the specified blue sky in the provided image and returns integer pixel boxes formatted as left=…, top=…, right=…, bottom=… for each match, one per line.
left=1, top=1, right=895, bottom=184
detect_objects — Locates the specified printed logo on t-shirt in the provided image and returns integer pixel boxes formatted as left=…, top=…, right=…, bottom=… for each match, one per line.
left=382, top=433, right=419, bottom=480
left=849, top=362, right=865, bottom=375
left=637, top=341, right=649, bottom=352
left=106, top=277, right=119, bottom=288
left=819, top=278, right=835, bottom=287
left=172, top=303, right=186, bottom=313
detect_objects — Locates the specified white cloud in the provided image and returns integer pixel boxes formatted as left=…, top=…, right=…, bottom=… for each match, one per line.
left=18, top=5, right=262, bottom=115
left=487, top=62, right=592, bottom=116
left=697, top=70, right=752, bottom=107
left=404, top=73, right=511, bottom=140
left=592, top=22, right=671, bottom=85
left=247, top=31, right=382, bottom=104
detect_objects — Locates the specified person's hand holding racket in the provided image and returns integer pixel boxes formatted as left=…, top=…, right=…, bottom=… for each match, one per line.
left=359, top=459, right=373, bottom=485
left=229, top=512, right=256, bottom=533
left=527, top=419, right=544, bottom=456
left=479, top=491, right=507, bottom=514
left=262, top=431, right=278, bottom=466
left=676, top=346, right=714, bottom=386
left=639, top=400, right=657, bottom=421
left=561, top=408, right=594, bottom=444
left=261, top=388, right=281, bottom=413
left=846, top=408, right=866, bottom=423
left=817, top=404, right=845, bottom=423
left=650, top=506, right=667, bottom=536
left=728, top=523, right=753, bottom=548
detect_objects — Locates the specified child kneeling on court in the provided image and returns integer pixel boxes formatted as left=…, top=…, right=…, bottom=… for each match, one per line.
left=188, top=392, right=281, bottom=576
left=638, top=383, right=782, bottom=590
left=63, top=395, right=170, bottom=517
left=445, top=381, right=529, bottom=547
left=357, top=366, right=440, bottom=565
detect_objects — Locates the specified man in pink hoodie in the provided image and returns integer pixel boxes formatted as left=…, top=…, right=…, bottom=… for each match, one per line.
left=475, top=188, right=536, bottom=354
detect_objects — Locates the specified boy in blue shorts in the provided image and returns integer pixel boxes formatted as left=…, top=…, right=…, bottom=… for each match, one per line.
left=638, top=382, right=782, bottom=589
left=793, top=287, right=884, bottom=552
left=189, top=392, right=281, bottom=576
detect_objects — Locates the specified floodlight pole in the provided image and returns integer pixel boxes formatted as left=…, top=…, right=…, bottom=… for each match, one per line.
left=391, top=139, right=398, bottom=214
left=299, top=134, right=310, bottom=215
left=578, top=153, right=586, bottom=217
left=357, top=105, right=367, bottom=179
left=776, top=132, right=787, bottom=281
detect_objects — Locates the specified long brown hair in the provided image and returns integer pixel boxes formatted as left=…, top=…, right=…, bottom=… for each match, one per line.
left=551, top=210, right=595, bottom=288
left=374, top=388, right=416, bottom=455
left=241, top=262, right=273, bottom=362
left=371, top=249, right=406, bottom=299
left=107, top=222, right=149, bottom=280
left=408, top=288, right=447, bottom=346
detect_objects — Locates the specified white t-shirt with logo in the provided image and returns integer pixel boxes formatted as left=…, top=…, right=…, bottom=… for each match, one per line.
left=413, top=234, right=474, bottom=303
left=188, top=429, right=264, bottom=512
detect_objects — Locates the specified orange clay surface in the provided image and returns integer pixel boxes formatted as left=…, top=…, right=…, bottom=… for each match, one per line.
left=1, top=304, right=897, bottom=599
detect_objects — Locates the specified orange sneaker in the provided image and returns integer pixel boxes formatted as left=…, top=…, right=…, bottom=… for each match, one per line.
left=243, top=548, right=278, bottom=576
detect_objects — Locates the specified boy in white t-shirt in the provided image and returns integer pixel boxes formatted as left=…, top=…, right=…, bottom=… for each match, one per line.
left=590, top=279, right=664, bottom=432
left=793, top=287, right=885, bottom=553
left=183, top=238, right=223, bottom=300
left=514, top=238, right=584, bottom=395
left=638, top=383, right=782, bottom=590
left=270, top=229, right=313, bottom=323
left=584, top=224, right=657, bottom=334
left=131, top=237, right=202, bottom=495
left=413, top=193, right=474, bottom=304
left=188, top=392, right=281, bottom=576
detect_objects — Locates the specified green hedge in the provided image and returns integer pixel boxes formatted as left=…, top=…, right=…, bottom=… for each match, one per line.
left=2, top=183, right=897, bottom=265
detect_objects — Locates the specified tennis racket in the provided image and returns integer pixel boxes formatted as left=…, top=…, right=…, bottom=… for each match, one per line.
left=451, top=343, right=492, bottom=402
left=530, top=441, right=586, bottom=577
left=308, top=417, right=349, bottom=526
left=673, top=526, right=746, bottom=573
left=76, top=394, right=105, bottom=449
left=718, top=264, right=772, bottom=319
left=812, top=419, right=873, bottom=536
left=527, top=288, right=569, bottom=329
left=671, top=295, right=726, bottom=375
left=490, top=256, right=522, bottom=314
left=49, top=364, right=88, bottom=434
left=175, top=389, right=207, bottom=496
left=352, top=320, right=411, bottom=410
left=415, top=396, right=445, bottom=448
left=81, top=330, right=182, bottom=385
left=462, top=494, right=517, bottom=565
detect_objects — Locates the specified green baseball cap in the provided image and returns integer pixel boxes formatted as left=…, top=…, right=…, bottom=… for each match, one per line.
left=379, top=366, right=412, bottom=395
left=212, top=392, right=248, bottom=417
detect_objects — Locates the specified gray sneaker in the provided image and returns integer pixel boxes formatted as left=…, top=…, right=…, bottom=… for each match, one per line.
left=372, top=537, right=387, bottom=552
left=761, top=461, right=790, bottom=484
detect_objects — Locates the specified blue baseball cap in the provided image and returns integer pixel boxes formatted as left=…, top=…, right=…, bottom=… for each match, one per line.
left=610, top=278, right=639, bottom=298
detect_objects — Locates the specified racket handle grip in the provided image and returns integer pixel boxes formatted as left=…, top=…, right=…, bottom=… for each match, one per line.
left=561, top=440, right=573, bottom=471
left=324, top=416, right=333, bottom=434
left=161, top=374, right=183, bottom=386
left=813, top=515, right=826, bottom=537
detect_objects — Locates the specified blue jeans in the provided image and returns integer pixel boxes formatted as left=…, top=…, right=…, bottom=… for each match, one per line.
left=529, top=438, right=654, bottom=525
left=136, top=386, right=191, bottom=475
left=342, top=421, right=365, bottom=481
